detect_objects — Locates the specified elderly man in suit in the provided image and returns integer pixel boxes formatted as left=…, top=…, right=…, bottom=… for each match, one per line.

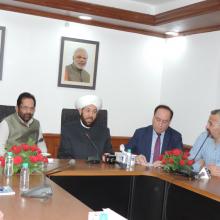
left=124, top=105, right=183, bottom=167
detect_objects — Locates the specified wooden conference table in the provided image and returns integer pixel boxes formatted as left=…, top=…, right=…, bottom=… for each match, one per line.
left=1, top=160, right=220, bottom=220
left=0, top=174, right=91, bottom=220
left=48, top=159, right=220, bottom=220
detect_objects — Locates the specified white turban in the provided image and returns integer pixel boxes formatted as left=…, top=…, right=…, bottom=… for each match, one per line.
left=75, top=95, right=102, bottom=111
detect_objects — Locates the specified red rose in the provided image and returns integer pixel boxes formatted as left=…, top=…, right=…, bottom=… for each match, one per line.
left=13, top=155, right=23, bottom=165
left=36, top=148, right=42, bottom=154
left=169, top=158, right=174, bottom=164
left=182, top=153, right=189, bottom=160
left=0, top=156, right=5, bottom=167
left=162, top=159, right=167, bottom=164
left=184, top=151, right=190, bottom=157
left=43, top=157, right=48, bottom=163
left=11, top=145, right=22, bottom=154
left=165, top=151, right=171, bottom=156
left=179, top=159, right=185, bottom=166
left=36, top=154, right=44, bottom=162
left=30, top=145, right=38, bottom=152
left=172, top=149, right=182, bottom=156
left=21, top=143, right=30, bottom=151
left=187, top=160, right=194, bottom=166
left=29, top=155, right=38, bottom=163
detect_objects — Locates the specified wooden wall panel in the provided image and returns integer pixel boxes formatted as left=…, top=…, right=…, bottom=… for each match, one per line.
left=43, top=133, right=61, bottom=158
left=43, top=133, right=191, bottom=158
left=43, top=133, right=130, bottom=158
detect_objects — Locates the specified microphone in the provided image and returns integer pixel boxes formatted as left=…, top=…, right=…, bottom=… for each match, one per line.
left=195, top=167, right=211, bottom=179
left=192, top=133, right=209, bottom=161
left=21, top=183, right=53, bottom=199
left=85, top=133, right=100, bottom=164
left=174, top=169, right=198, bottom=179
left=21, top=159, right=75, bottom=199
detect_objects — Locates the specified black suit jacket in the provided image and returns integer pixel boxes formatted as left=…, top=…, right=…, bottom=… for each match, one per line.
left=58, top=120, right=113, bottom=159
left=125, top=125, right=183, bottom=161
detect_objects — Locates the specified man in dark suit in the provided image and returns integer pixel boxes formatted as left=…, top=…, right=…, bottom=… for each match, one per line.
left=124, top=105, right=183, bottom=167
left=58, top=95, right=113, bottom=160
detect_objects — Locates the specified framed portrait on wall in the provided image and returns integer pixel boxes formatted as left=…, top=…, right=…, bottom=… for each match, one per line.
left=58, top=37, right=99, bottom=90
left=0, top=26, right=6, bottom=80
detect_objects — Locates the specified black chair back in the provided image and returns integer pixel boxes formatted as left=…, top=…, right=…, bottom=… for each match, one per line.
left=61, top=109, right=107, bottom=129
left=0, top=105, right=15, bottom=122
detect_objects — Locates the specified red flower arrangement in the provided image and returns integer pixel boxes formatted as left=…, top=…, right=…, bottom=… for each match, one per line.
left=160, top=148, right=194, bottom=173
left=0, top=143, right=48, bottom=174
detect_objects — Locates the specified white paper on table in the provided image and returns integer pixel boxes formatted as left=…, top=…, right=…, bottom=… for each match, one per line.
left=88, top=208, right=127, bottom=220
left=103, top=208, right=127, bottom=220
left=145, top=163, right=154, bottom=167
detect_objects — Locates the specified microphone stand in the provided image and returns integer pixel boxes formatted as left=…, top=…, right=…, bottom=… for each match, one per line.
left=192, top=133, right=209, bottom=161
left=85, top=133, right=100, bottom=164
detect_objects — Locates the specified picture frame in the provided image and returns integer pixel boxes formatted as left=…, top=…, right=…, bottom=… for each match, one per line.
left=58, top=37, right=99, bottom=90
left=0, top=26, right=6, bottom=80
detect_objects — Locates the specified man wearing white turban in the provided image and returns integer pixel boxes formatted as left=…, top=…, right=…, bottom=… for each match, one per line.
left=58, top=95, right=113, bottom=162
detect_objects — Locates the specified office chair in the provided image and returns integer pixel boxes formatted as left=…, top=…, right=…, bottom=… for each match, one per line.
left=60, top=108, right=108, bottom=163
left=61, top=108, right=108, bottom=129
left=0, top=105, right=15, bottom=122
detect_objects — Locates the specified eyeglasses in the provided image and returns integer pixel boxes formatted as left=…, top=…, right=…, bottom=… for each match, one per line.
left=19, top=105, right=35, bottom=112
left=207, top=120, right=220, bottom=127
left=155, top=116, right=170, bottom=125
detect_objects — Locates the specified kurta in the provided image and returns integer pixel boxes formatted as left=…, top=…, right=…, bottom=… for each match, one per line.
left=65, top=63, right=90, bottom=83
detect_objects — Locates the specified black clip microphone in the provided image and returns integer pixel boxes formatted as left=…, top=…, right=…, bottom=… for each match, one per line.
left=85, top=133, right=100, bottom=164
left=192, top=133, right=209, bottom=161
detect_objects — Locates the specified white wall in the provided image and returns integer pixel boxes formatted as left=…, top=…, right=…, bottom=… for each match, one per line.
left=161, top=32, right=220, bottom=144
left=2, top=10, right=220, bottom=145
left=0, top=10, right=165, bottom=136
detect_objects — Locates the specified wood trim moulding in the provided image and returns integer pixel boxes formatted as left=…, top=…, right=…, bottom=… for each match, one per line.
left=43, top=133, right=191, bottom=158
left=0, top=3, right=164, bottom=38
left=16, top=0, right=155, bottom=25
left=1, top=1, right=220, bottom=37
left=180, top=24, right=220, bottom=37
left=155, top=0, right=220, bottom=25
left=16, top=0, right=220, bottom=27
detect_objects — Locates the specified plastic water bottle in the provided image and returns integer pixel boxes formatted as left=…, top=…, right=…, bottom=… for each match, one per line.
left=20, top=163, right=30, bottom=192
left=126, top=149, right=132, bottom=169
left=121, top=150, right=127, bottom=164
left=4, top=152, right=14, bottom=177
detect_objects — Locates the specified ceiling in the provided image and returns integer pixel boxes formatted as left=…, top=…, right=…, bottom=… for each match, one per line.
left=0, top=0, right=220, bottom=38
left=133, top=0, right=177, bottom=4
